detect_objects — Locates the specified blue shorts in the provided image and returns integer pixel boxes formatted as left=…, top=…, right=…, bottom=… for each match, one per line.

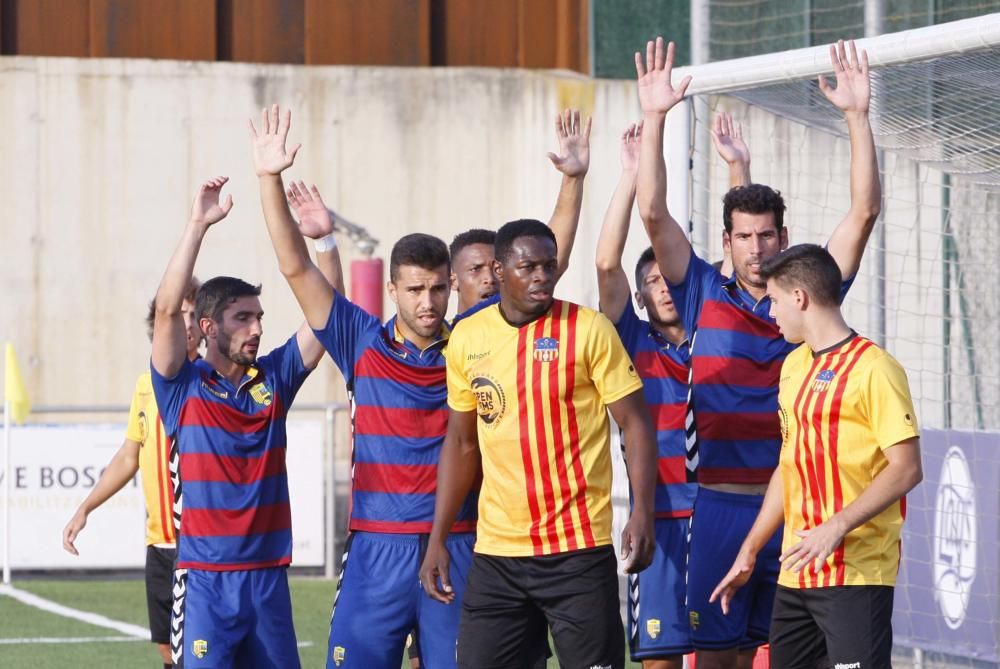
left=686, top=488, right=781, bottom=650
left=183, top=566, right=300, bottom=669
left=328, top=531, right=474, bottom=668
left=627, top=517, right=693, bottom=659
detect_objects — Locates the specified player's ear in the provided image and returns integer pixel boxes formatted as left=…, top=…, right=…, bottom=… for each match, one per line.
left=635, top=290, right=645, bottom=310
left=491, top=259, right=504, bottom=283
left=780, top=227, right=789, bottom=250
left=386, top=280, right=399, bottom=306
left=450, top=272, right=459, bottom=292
left=199, top=317, right=217, bottom=339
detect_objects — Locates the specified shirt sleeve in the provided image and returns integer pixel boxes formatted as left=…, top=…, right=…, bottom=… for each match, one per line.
left=312, top=291, right=381, bottom=383
left=863, top=353, right=920, bottom=450
left=446, top=325, right=477, bottom=413
left=612, top=300, right=644, bottom=356
left=124, top=376, right=144, bottom=443
left=258, top=335, right=312, bottom=404
left=149, top=359, right=196, bottom=439
left=667, top=248, right=718, bottom=334
left=585, top=312, right=644, bottom=405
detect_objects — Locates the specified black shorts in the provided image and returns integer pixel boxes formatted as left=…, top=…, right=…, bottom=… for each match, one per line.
left=457, top=545, right=624, bottom=669
left=144, top=545, right=176, bottom=644
left=769, top=584, right=894, bottom=669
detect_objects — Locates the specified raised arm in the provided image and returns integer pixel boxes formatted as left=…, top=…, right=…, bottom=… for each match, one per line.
left=152, top=177, right=233, bottom=378
left=288, top=180, right=346, bottom=295
left=821, top=40, right=881, bottom=280
left=595, top=122, right=642, bottom=323
left=419, top=409, right=482, bottom=603
left=546, top=108, right=591, bottom=281
left=711, top=111, right=752, bottom=189
left=250, top=104, right=334, bottom=330
left=635, top=37, right=694, bottom=286
left=607, top=389, right=657, bottom=573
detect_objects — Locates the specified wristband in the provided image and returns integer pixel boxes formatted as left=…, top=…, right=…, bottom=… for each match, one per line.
left=314, top=233, right=337, bottom=252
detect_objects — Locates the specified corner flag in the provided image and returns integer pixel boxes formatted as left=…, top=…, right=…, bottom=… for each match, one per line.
left=4, top=343, right=30, bottom=424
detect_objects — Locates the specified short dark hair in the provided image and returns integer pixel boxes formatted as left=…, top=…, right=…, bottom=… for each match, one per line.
left=389, top=233, right=450, bottom=282
left=450, top=229, right=496, bottom=260
left=493, top=219, right=556, bottom=264
left=634, top=247, right=658, bottom=288
left=146, top=276, right=201, bottom=341
left=760, top=244, right=842, bottom=307
left=723, top=184, right=786, bottom=233
left=195, top=277, right=262, bottom=324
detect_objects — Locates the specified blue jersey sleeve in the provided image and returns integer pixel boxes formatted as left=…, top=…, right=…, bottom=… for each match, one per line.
left=612, top=300, right=645, bottom=357
left=149, top=359, right=197, bottom=438
left=258, top=335, right=312, bottom=405
left=312, top=291, right=380, bottom=384
left=667, top=249, right=719, bottom=334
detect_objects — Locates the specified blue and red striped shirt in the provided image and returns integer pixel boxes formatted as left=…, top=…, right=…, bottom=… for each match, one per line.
left=150, top=336, right=310, bottom=570
left=670, top=251, right=852, bottom=485
left=613, top=301, right=696, bottom=517
left=314, top=293, right=478, bottom=534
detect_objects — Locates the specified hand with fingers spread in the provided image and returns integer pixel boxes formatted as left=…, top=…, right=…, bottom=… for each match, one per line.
left=249, top=103, right=302, bottom=177
left=547, top=108, right=592, bottom=178
left=190, top=176, right=234, bottom=228
left=635, top=37, right=692, bottom=116
left=287, top=181, right=334, bottom=240
left=711, top=112, right=750, bottom=167
left=710, top=548, right=757, bottom=615
left=620, top=121, right=643, bottom=174
left=779, top=517, right=848, bottom=575
left=819, top=39, right=871, bottom=115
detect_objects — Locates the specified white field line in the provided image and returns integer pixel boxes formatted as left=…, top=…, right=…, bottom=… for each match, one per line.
left=0, top=584, right=150, bottom=639
left=0, top=636, right=144, bottom=645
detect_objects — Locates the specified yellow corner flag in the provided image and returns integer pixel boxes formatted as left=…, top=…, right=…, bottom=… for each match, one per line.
left=4, top=343, right=31, bottom=424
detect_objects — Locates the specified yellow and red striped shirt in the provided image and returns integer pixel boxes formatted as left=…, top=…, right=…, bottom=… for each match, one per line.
left=777, top=335, right=919, bottom=588
left=447, top=300, right=643, bottom=557
left=126, top=372, right=176, bottom=547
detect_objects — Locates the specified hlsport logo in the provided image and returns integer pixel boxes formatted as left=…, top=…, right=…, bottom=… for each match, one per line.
left=933, top=445, right=977, bottom=630
left=471, top=375, right=506, bottom=427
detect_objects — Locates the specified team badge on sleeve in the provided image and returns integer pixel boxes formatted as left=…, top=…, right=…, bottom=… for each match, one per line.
left=812, top=369, right=836, bottom=392
left=533, top=337, right=560, bottom=362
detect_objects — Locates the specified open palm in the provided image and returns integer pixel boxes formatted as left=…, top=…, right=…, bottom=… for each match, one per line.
left=547, top=108, right=592, bottom=177
left=249, top=104, right=301, bottom=176
left=711, top=112, right=750, bottom=165
left=288, top=181, right=334, bottom=239
left=620, top=122, right=642, bottom=172
left=635, top=37, right=692, bottom=115
left=818, top=39, right=870, bottom=114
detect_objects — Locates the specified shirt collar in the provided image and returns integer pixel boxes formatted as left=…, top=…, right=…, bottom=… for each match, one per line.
left=386, top=315, right=450, bottom=354
left=722, top=274, right=771, bottom=313
left=648, top=325, right=690, bottom=354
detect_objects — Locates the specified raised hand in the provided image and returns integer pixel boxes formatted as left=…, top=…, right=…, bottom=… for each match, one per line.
left=635, top=37, right=692, bottom=115
left=287, top=181, right=334, bottom=240
left=620, top=121, right=642, bottom=173
left=818, top=39, right=870, bottom=114
left=248, top=103, right=302, bottom=176
left=711, top=112, right=750, bottom=166
left=547, top=108, right=592, bottom=178
left=190, top=176, right=234, bottom=227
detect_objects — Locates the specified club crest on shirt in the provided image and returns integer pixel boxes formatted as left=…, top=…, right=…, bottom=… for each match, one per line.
left=332, top=645, right=346, bottom=666
left=646, top=618, right=661, bottom=639
left=533, top=337, right=559, bottom=362
left=812, top=368, right=836, bottom=392
left=471, top=375, right=506, bottom=428
left=192, top=639, right=208, bottom=659
left=249, top=382, right=272, bottom=407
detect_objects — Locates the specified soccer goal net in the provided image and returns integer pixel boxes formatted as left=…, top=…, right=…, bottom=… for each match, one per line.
left=663, top=14, right=1000, bottom=666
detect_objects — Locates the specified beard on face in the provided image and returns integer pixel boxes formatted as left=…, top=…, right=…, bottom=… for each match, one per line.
left=217, top=326, right=257, bottom=367
left=399, top=307, right=442, bottom=339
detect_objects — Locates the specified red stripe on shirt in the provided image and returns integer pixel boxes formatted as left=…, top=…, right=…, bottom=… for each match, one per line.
left=531, top=315, right=561, bottom=553
left=563, top=304, right=595, bottom=548
left=651, top=402, right=686, bottom=432
left=791, top=354, right=823, bottom=588
left=355, top=348, right=447, bottom=387
left=696, top=410, right=779, bottom=442
left=353, top=462, right=437, bottom=495
left=699, top=299, right=781, bottom=339
left=693, top=355, right=783, bottom=388
left=353, top=405, right=448, bottom=438
left=517, top=327, right=545, bottom=555
left=545, top=305, right=579, bottom=552
left=632, top=350, right=687, bottom=381
left=658, top=455, right=688, bottom=485
left=349, top=518, right=477, bottom=534
left=826, top=338, right=873, bottom=586
left=154, top=420, right=174, bottom=543
left=182, top=502, right=291, bottom=538
left=179, top=396, right=285, bottom=434
left=180, top=448, right=286, bottom=484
